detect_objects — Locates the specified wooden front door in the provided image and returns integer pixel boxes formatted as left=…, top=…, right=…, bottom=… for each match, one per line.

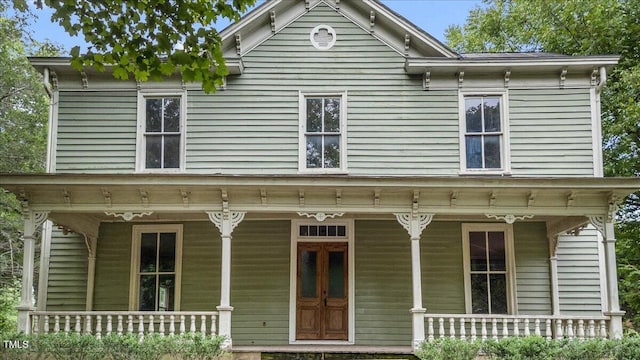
left=296, top=242, right=348, bottom=340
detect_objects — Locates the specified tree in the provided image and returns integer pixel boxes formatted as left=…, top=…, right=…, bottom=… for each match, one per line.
left=446, top=0, right=640, bottom=330
left=9, top=0, right=257, bottom=93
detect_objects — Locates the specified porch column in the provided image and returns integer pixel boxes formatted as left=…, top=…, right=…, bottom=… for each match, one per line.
left=395, top=213, right=434, bottom=350
left=207, top=211, right=246, bottom=348
left=17, top=210, right=49, bottom=334
left=85, top=235, right=97, bottom=311
left=590, top=216, right=624, bottom=339
left=548, top=237, right=560, bottom=315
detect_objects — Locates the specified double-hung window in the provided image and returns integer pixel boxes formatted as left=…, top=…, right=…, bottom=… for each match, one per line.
left=129, top=225, right=183, bottom=311
left=299, top=92, right=347, bottom=172
left=460, top=93, right=509, bottom=173
left=136, top=93, right=186, bottom=171
left=462, top=223, right=516, bottom=314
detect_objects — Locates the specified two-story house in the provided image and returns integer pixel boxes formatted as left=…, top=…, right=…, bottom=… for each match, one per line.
left=2, top=0, right=639, bottom=357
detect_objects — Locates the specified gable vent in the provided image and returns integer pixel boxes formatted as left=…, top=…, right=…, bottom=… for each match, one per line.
left=310, top=24, right=336, bottom=50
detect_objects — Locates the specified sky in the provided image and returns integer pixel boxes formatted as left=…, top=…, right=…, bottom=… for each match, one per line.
left=24, top=0, right=482, bottom=54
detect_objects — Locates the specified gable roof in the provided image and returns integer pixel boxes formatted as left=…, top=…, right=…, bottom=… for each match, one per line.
left=219, top=0, right=459, bottom=59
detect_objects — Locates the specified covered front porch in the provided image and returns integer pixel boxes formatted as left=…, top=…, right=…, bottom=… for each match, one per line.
left=2, top=174, right=636, bottom=352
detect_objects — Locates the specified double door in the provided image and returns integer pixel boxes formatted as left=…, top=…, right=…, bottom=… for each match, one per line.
left=296, top=242, right=348, bottom=340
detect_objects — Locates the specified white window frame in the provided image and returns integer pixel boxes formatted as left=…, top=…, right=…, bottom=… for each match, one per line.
left=129, top=224, right=183, bottom=311
left=461, top=223, right=517, bottom=315
left=458, top=90, right=511, bottom=175
left=289, top=219, right=355, bottom=344
left=135, top=91, right=187, bottom=172
left=298, top=91, right=348, bottom=174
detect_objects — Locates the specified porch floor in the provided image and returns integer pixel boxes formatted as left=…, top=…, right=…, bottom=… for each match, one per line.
left=232, top=346, right=417, bottom=360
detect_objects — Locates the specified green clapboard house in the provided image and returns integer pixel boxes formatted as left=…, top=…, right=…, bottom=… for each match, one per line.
left=2, top=0, right=640, bottom=357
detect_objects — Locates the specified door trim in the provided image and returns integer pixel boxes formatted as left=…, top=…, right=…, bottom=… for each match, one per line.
left=289, top=219, right=355, bottom=344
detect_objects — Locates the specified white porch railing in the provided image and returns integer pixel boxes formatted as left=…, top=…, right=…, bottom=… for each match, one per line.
left=30, top=311, right=219, bottom=338
left=424, top=314, right=610, bottom=341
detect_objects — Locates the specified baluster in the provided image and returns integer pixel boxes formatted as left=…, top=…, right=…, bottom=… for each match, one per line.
left=502, top=318, right=509, bottom=338
left=75, top=315, right=82, bottom=334
left=211, top=314, right=217, bottom=336
left=159, top=315, right=166, bottom=337
left=96, top=316, right=102, bottom=339
left=513, top=318, right=520, bottom=337
left=427, top=317, right=434, bottom=341
left=106, top=315, right=113, bottom=336
left=491, top=318, right=498, bottom=340
left=64, top=315, right=70, bottom=334
left=545, top=319, right=552, bottom=340
left=470, top=318, right=477, bottom=341
left=555, top=319, right=563, bottom=339
left=599, top=320, right=607, bottom=339
left=32, top=315, right=39, bottom=335
left=200, top=315, right=207, bottom=335
left=148, top=315, right=154, bottom=335
left=44, top=315, right=50, bottom=334
left=524, top=319, right=531, bottom=336
left=449, top=318, right=456, bottom=339
left=138, top=315, right=144, bottom=338
left=180, top=315, right=186, bottom=335
left=459, top=318, right=466, bottom=340
left=588, top=320, right=596, bottom=339
left=577, top=320, right=585, bottom=340
left=85, top=315, right=92, bottom=335
left=481, top=318, right=488, bottom=340
left=169, top=315, right=175, bottom=336
left=117, top=315, right=123, bottom=336
left=567, top=319, right=575, bottom=339
left=54, top=315, right=60, bottom=334
left=190, top=315, right=196, bottom=333
left=127, top=315, right=134, bottom=334
left=438, top=318, right=445, bottom=339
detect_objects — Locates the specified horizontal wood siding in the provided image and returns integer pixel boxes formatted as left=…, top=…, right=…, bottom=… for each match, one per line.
left=421, top=222, right=465, bottom=314
left=509, top=89, right=594, bottom=176
left=513, top=223, right=551, bottom=314
left=231, top=221, right=291, bottom=346
left=46, top=229, right=87, bottom=310
left=355, top=220, right=412, bottom=346
left=557, top=227, right=603, bottom=315
left=56, top=91, right=137, bottom=173
left=93, top=223, right=132, bottom=310
left=180, top=222, right=220, bottom=311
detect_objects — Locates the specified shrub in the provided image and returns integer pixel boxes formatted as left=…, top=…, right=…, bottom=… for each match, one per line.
left=416, top=338, right=481, bottom=360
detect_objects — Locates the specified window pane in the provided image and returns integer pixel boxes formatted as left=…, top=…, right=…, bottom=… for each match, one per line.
left=146, top=136, right=162, bottom=169
left=300, top=250, right=317, bottom=298
left=484, top=135, right=501, bottom=169
left=324, top=135, right=340, bottom=168
left=469, top=232, right=487, bottom=271
left=324, top=98, right=341, bottom=132
left=465, top=136, right=482, bottom=169
left=299, top=225, right=309, bottom=237
left=306, top=135, right=322, bottom=168
left=146, top=99, right=162, bottom=132
left=158, top=275, right=175, bottom=311
left=337, top=226, right=346, bottom=237
left=158, top=233, right=176, bottom=272
left=163, top=135, right=180, bottom=168
left=140, top=233, right=157, bottom=272
left=139, top=275, right=156, bottom=311
left=163, top=98, right=181, bottom=132
left=465, top=98, right=482, bottom=133
left=319, top=225, right=327, bottom=236
left=328, top=251, right=345, bottom=298
left=483, top=98, right=501, bottom=132
left=471, top=274, right=489, bottom=314
left=306, top=98, right=322, bottom=132
left=490, top=274, right=508, bottom=314
left=488, top=232, right=506, bottom=271
left=328, top=226, right=337, bottom=236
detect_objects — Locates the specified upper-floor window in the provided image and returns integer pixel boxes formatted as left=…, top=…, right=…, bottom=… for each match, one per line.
left=299, top=92, right=347, bottom=173
left=136, top=92, right=186, bottom=172
left=459, top=93, right=510, bottom=174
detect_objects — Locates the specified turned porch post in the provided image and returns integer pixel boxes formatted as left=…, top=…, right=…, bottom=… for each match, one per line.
left=17, top=210, right=49, bottom=334
left=395, top=213, right=434, bottom=350
left=85, top=235, right=98, bottom=311
left=207, top=210, right=245, bottom=348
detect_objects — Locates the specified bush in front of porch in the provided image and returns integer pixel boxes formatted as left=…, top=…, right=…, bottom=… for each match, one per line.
left=0, top=332, right=229, bottom=360
left=416, top=335, right=640, bottom=360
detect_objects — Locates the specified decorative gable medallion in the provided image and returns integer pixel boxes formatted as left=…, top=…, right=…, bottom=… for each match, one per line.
left=310, top=24, right=336, bottom=50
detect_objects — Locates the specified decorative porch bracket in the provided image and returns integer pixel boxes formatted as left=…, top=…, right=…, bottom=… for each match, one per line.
left=394, top=213, right=434, bottom=349
left=206, top=210, right=246, bottom=348
left=18, top=210, right=49, bottom=334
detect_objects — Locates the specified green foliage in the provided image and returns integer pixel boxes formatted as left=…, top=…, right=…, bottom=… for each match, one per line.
left=0, top=332, right=227, bottom=360
left=483, top=336, right=559, bottom=360
left=416, top=338, right=481, bottom=360
left=616, top=222, right=640, bottom=329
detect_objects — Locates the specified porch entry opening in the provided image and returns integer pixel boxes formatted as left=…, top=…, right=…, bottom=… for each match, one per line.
left=296, top=242, right=348, bottom=340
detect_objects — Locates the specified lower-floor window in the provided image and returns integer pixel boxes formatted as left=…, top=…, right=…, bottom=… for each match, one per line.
left=462, top=223, right=515, bottom=314
left=130, top=224, right=183, bottom=311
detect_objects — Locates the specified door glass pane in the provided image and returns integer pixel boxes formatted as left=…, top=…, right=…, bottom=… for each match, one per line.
left=306, top=98, right=322, bottom=132
left=139, top=275, right=156, bottom=311
left=145, top=136, right=162, bottom=168
left=484, top=135, right=501, bottom=169
left=300, top=250, right=317, bottom=298
left=465, top=98, right=482, bottom=132
left=488, top=232, right=506, bottom=271
left=328, top=251, right=345, bottom=298
left=469, top=232, right=487, bottom=271
left=306, top=135, right=322, bottom=168
left=465, top=136, right=482, bottom=169
left=471, top=274, right=488, bottom=314
left=163, top=98, right=181, bottom=132
left=490, top=274, right=508, bottom=314
left=140, top=233, right=157, bottom=272
left=158, top=233, right=176, bottom=272
left=324, top=135, right=340, bottom=168
left=146, top=99, right=162, bottom=132
left=324, top=98, right=341, bottom=132
left=163, top=135, right=180, bottom=168
left=483, top=98, right=501, bottom=132
left=158, top=275, right=175, bottom=311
